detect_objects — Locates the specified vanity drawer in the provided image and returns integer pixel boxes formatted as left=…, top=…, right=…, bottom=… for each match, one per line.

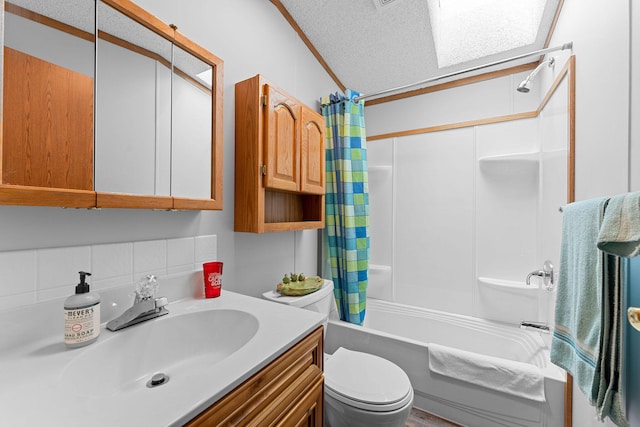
left=186, top=326, right=323, bottom=426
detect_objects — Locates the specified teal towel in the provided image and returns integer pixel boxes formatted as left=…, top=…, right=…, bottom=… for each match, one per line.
left=594, top=255, right=628, bottom=427
left=597, top=192, right=640, bottom=257
left=551, top=197, right=608, bottom=401
left=594, top=192, right=637, bottom=427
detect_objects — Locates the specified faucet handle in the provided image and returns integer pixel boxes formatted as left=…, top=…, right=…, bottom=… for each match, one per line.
left=136, top=275, right=159, bottom=302
left=526, top=261, right=555, bottom=290
left=542, top=260, right=554, bottom=290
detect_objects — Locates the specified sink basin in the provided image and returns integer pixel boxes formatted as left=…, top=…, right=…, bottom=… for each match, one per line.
left=61, top=308, right=259, bottom=397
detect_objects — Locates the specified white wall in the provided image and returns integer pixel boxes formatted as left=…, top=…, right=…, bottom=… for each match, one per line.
left=549, top=0, right=630, bottom=200
left=0, top=0, right=337, bottom=309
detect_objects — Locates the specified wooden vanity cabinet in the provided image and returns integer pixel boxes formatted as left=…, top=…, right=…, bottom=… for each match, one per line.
left=186, top=326, right=324, bottom=426
left=235, top=74, right=325, bottom=233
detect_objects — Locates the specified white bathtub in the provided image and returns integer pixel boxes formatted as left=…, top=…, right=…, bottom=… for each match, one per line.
left=324, top=298, right=566, bottom=427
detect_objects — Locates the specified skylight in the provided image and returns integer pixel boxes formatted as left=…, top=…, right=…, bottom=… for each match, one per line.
left=427, top=0, right=547, bottom=68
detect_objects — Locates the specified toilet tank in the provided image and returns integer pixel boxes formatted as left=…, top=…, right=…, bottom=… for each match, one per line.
left=262, top=279, right=338, bottom=322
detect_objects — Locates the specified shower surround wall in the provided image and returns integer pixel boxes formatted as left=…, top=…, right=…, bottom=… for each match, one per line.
left=365, top=61, right=569, bottom=326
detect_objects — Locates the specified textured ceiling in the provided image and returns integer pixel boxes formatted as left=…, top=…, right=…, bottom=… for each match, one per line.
left=10, top=0, right=95, bottom=32
left=277, top=0, right=563, bottom=98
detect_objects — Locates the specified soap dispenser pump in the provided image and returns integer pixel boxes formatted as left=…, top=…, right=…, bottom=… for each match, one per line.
left=64, top=271, right=101, bottom=348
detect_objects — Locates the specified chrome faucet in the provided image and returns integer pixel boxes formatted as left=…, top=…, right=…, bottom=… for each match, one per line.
left=526, top=260, right=555, bottom=290
left=106, top=275, right=169, bottom=331
left=520, top=320, right=551, bottom=334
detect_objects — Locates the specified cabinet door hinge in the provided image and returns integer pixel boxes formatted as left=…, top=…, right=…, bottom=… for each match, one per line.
left=260, top=164, right=267, bottom=176
left=261, top=95, right=267, bottom=107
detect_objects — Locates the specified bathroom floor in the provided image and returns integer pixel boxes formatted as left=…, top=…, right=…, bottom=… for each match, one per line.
left=405, top=407, right=463, bottom=427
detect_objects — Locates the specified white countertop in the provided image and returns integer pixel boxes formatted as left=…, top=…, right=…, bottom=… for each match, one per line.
left=0, top=289, right=324, bottom=426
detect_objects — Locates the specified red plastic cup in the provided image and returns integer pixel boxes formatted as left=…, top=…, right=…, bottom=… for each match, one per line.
left=203, top=261, right=223, bottom=298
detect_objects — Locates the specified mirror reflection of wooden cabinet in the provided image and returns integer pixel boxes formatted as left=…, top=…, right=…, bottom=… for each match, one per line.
left=1, top=0, right=96, bottom=207
left=0, top=0, right=223, bottom=210
left=235, top=74, right=325, bottom=233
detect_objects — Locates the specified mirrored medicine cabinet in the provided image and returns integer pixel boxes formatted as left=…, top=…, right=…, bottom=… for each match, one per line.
left=0, top=0, right=223, bottom=210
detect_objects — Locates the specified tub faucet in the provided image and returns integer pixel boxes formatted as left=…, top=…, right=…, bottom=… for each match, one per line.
left=106, top=275, right=169, bottom=331
left=520, top=321, right=551, bottom=334
left=526, top=260, right=555, bottom=290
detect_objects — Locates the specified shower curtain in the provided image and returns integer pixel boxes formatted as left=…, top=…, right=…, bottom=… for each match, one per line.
left=321, top=89, right=369, bottom=325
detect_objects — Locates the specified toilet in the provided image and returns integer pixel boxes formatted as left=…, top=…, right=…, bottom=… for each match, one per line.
left=262, top=280, right=414, bottom=427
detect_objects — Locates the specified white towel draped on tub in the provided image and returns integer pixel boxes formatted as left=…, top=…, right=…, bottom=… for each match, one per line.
left=428, top=343, right=546, bottom=403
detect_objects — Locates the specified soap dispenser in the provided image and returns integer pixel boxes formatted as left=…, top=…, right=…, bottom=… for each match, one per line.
left=64, top=271, right=101, bottom=348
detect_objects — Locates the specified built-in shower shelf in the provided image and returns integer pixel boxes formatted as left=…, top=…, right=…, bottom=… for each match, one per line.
left=368, top=165, right=392, bottom=172
left=369, top=264, right=392, bottom=273
left=478, top=152, right=539, bottom=175
left=478, top=276, right=537, bottom=292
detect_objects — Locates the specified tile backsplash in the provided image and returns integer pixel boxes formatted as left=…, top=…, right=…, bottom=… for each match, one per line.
left=0, top=235, right=217, bottom=311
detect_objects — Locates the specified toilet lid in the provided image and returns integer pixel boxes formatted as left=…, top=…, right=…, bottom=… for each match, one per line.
left=324, top=347, right=413, bottom=412
left=261, top=280, right=333, bottom=307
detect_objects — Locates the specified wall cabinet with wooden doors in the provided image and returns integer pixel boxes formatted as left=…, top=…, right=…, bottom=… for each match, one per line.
left=186, top=326, right=324, bottom=426
left=235, top=74, right=325, bottom=233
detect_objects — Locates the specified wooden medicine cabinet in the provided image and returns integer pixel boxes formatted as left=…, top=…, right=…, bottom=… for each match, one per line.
left=0, top=0, right=223, bottom=210
left=235, top=74, right=325, bottom=233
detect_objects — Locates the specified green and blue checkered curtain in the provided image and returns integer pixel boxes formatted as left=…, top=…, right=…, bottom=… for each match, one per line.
left=321, top=90, right=369, bottom=325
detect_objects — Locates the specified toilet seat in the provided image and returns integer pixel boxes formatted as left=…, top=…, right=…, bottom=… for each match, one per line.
left=324, top=347, right=414, bottom=412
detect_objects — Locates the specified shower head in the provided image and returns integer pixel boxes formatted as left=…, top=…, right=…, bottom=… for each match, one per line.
left=517, top=57, right=556, bottom=93
left=517, top=79, right=533, bottom=93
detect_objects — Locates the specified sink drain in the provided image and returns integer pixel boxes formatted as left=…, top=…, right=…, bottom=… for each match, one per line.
left=147, top=372, right=169, bottom=388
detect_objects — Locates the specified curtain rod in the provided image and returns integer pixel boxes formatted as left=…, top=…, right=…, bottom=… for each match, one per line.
left=354, top=42, right=573, bottom=103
